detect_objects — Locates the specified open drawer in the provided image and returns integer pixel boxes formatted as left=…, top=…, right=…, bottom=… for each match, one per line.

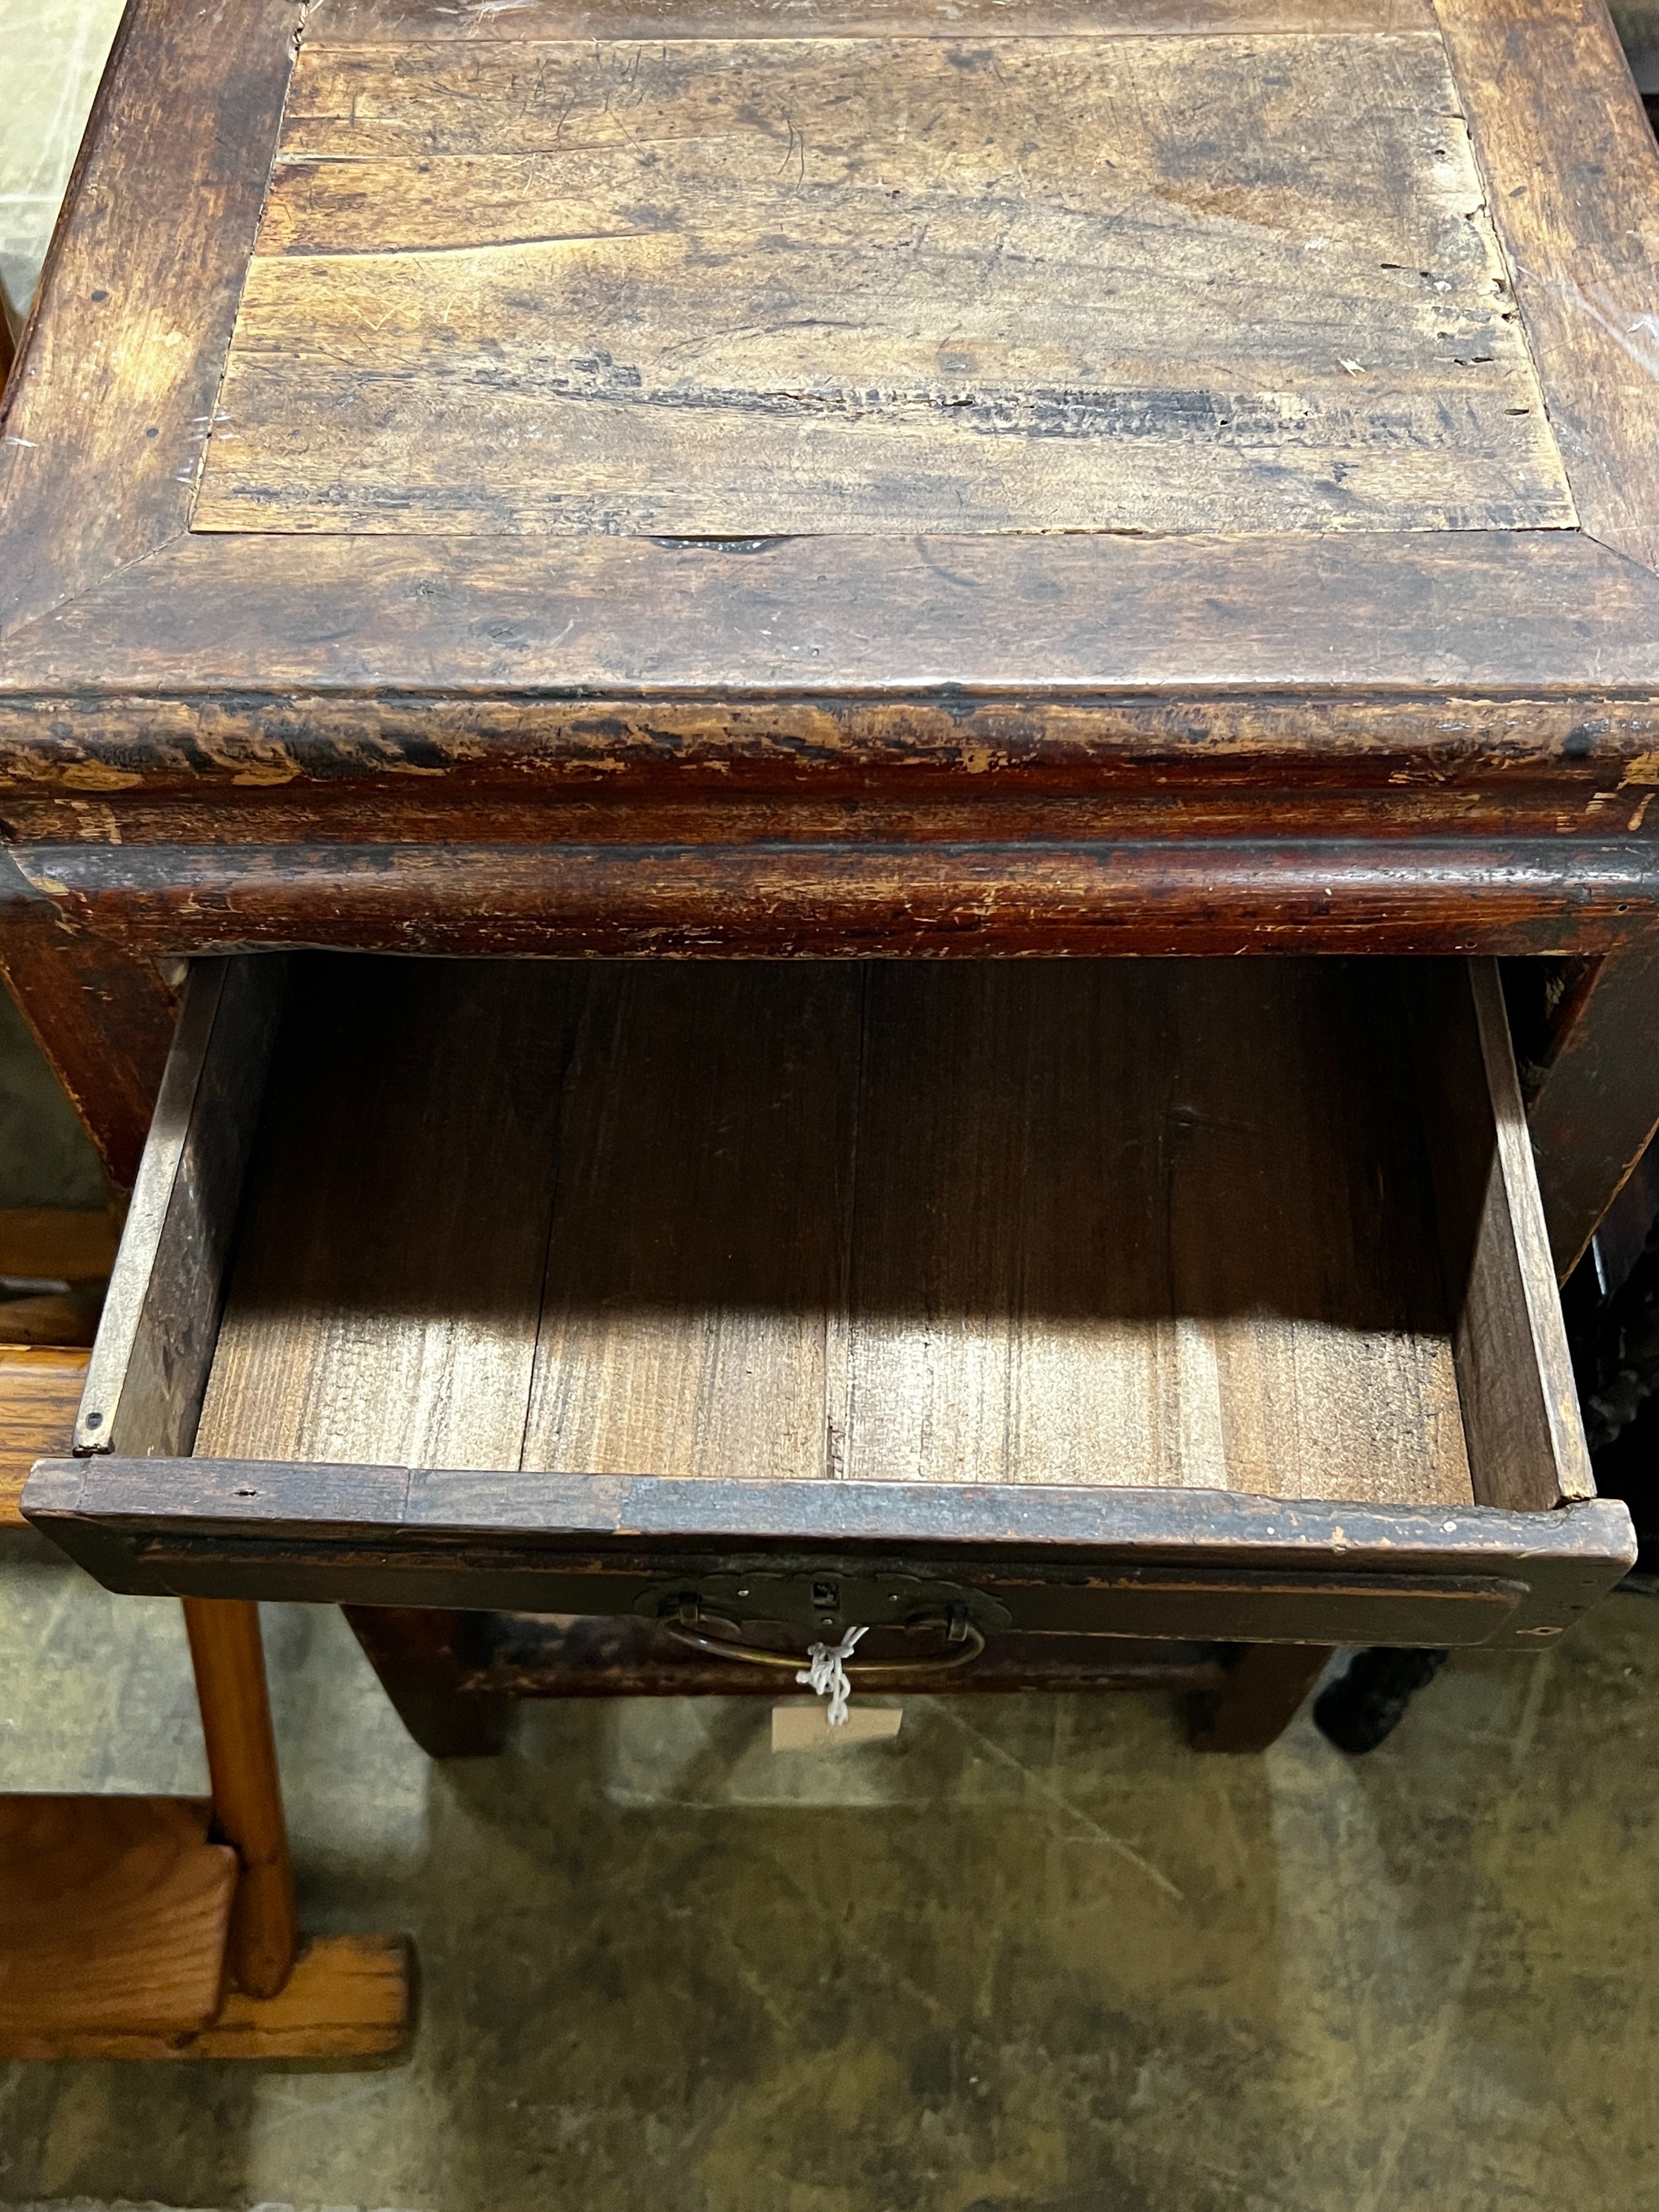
left=26, top=956, right=1635, bottom=1656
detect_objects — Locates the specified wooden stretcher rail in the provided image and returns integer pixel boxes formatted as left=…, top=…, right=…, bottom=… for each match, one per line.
left=449, top=1613, right=1230, bottom=1699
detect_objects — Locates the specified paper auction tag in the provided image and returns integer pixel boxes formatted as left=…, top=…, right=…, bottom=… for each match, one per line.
left=771, top=1704, right=903, bottom=1752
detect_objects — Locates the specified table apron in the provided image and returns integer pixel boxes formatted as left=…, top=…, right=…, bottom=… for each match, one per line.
left=6, top=839, right=1659, bottom=959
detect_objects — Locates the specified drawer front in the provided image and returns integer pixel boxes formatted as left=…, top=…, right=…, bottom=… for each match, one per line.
left=25, top=1458, right=1635, bottom=1653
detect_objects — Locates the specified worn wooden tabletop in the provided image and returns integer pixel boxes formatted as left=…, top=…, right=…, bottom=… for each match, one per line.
left=2, top=0, right=1658, bottom=888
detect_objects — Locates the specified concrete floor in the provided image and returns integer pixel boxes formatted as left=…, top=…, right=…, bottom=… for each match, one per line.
left=6, top=9, right=1659, bottom=2209
left=4, top=1529, right=1659, bottom=2210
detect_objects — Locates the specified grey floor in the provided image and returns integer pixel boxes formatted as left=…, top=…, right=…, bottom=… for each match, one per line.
left=5, top=1518, right=1659, bottom=2210
left=8, top=10, right=1659, bottom=2210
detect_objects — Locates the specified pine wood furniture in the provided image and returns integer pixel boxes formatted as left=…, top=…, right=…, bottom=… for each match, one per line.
left=0, top=1784, right=410, bottom=2061
left=5, top=0, right=1658, bottom=1769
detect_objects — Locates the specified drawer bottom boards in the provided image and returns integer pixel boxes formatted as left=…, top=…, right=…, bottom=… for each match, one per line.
left=26, top=955, right=1635, bottom=1652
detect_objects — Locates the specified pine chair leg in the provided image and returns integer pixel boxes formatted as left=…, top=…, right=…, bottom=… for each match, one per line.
left=182, top=1596, right=299, bottom=1999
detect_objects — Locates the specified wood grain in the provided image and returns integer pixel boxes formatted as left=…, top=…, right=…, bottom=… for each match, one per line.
left=181, top=1598, right=298, bottom=1999
left=1418, top=960, right=1594, bottom=1510
left=38, top=967, right=309, bottom=2017
left=1465, top=959, right=1594, bottom=1496
left=0, top=1929, right=410, bottom=2062
left=521, top=967, right=861, bottom=1483
left=203, top=957, right=1472, bottom=1505
left=311, top=0, right=1437, bottom=42
left=9, top=529, right=1658, bottom=710
left=0, top=1345, right=88, bottom=1527
left=837, top=963, right=1469, bottom=1500
left=0, top=0, right=307, bottom=642
left=77, top=959, right=288, bottom=1458
left=195, top=958, right=582, bottom=1467
left=0, top=1796, right=236, bottom=2053
left=195, top=32, right=1568, bottom=538
left=181, top=1933, right=410, bottom=2060
left=0, top=0, right=1651, bottom=823
left=14, top=837, right=1659, bottom=962
left=0, top=1288, right=103, bottom=1347
left=9, top=784, right=1656, bottom=856
left=1434, top=0, right=1659, bottom=575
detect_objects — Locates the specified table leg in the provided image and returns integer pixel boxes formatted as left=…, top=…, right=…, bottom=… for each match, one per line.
left=181, top=1597, right=299, bottom=1999
left=1189, top=1643, right=1334, bottom=1753
left=343, top=1606, right=512, bottom=1758
left=1513, top=940, right=1659, bottom=1280
left=0, top=852, right=175, bottom=1193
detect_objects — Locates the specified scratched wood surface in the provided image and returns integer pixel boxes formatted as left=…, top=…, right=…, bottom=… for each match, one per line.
left=197, top=958, right=1472, bottom=1505
left=192, top=29, right=1570, bottom=538
left=309, top=0, right=1438, bottom=41
left=1433, top=0, right=1659, bottom=574
left=0, top=0, right=307, bottom=644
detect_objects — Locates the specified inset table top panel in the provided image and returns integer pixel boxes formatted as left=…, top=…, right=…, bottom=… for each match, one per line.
left=193, top=29, right=1568, bottom=538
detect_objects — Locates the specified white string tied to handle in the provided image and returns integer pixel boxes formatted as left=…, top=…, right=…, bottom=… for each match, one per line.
left=795, top=1624, right=869, bottom=1726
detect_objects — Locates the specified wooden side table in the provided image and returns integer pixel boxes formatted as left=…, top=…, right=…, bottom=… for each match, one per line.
left=4, top=0, right=1656, bottom=1780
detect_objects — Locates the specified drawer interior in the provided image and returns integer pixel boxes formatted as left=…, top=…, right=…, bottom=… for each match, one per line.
left=136, top=955, right=1581, bottom=1514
